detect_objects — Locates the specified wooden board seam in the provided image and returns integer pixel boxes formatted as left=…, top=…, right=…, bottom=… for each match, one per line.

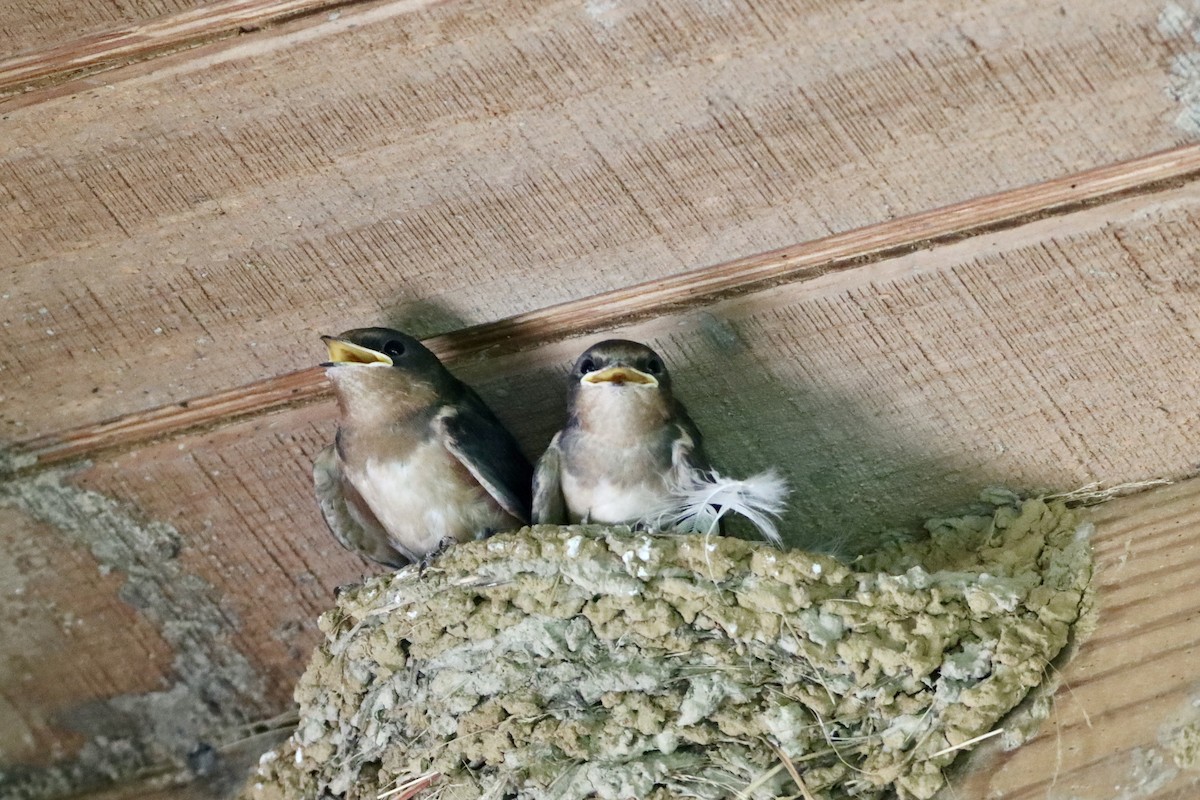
left=7, top=143, right=1200, bottom=474
left=0, top=0, right=391, bottom=98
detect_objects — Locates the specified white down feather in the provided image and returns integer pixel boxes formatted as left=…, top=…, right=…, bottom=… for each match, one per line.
left=643, top=468, right=790, bottom=546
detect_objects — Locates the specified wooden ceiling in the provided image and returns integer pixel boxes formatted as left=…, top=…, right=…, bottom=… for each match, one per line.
left=2, top=0, right=1199, bottom=797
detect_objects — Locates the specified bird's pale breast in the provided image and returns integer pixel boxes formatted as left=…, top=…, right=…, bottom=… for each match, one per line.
left=559, top=428, right=673, bottom=525
left=347, top=440, right=513, bottom=559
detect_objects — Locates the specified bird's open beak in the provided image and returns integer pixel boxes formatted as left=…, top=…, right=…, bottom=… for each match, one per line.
left=321, top=336, right=393, bottom=367
left=580, top=365, right=658, bottom=387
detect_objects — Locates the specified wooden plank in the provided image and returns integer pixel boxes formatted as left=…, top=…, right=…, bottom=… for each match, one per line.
left=11, top=144, right=1200, bottom=471
left=0, top=505, right=178, bottom=765
left=4, top=185, right=1200, bottom=797
left=1, top=0, right=207, bottom=63
left=0, top=1, right=370, bottom=83
left=2, top=0, right=1195, bottom=442
left=2, top=1, right=411, bottom=97
left=949, top=478, right=1200, bottom=799
left=0, top=406, right=349, bottom=798
left=65, top=727, right=292, bottom=800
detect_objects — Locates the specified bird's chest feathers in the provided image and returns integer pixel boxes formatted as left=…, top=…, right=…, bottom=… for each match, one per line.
left=345, top=439, right=503, bottom=548
left=561, top=389, right=674, bottom=523
left=561, top=466, right=669, bottom=524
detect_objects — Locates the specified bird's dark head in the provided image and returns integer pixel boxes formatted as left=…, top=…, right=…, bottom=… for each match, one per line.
left=568, top=339, right=673, bottom=412
left=321, top=328, right=451, bottom=417
left=320, top=327, right=444, bottom=372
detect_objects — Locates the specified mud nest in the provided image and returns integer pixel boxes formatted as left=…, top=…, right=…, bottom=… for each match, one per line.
left=243, top=496, right=1092, bottom=800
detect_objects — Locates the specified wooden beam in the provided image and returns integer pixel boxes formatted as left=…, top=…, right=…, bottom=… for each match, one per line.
left=0, top=0, right=385, bottom=96
left=2, top=0, right=1192, bottom=443
left=10, top=145, right=1200, bottom=471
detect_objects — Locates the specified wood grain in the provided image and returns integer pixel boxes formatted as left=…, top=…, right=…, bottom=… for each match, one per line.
left=0, top=1, right=376, bottom=93
left=0, top=405, right=352, bottom=798
left=1, top=0, right=208, bottom=63
left=949, top=478, right=1200, bottom=799
left=0, top=506, right=177, bottom=766
left=6, top=1, right=1200, bottom=797
left=5, top=184, right=1200, bottom=797
left=11, top=144, right=1200, bottom=471
left=1, top=0, right=1194, bottom=442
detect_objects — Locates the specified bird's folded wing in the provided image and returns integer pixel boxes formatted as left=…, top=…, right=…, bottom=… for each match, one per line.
left=436, top=397, right=534, bottom=524
left=668, top=417, right=710, bottom=478
left=313, top=444, right=409, bottom=567
left=531, top=431, right=567, bottom=525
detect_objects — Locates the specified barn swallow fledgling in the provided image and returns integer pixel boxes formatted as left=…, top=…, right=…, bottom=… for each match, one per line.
left=314, top=327, right=533, bottom=567
left=531, top=339, right=712, bottom=526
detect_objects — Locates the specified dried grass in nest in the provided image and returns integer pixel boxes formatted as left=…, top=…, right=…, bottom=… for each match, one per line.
left=242, top=496, right=1093, bottom=800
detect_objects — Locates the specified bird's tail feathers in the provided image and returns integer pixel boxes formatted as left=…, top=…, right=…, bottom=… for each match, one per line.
left=644, top=468, right=790, bottom=546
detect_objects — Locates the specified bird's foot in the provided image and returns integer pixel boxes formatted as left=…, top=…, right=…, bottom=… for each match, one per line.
left=418, top=536, right=459, bottom=575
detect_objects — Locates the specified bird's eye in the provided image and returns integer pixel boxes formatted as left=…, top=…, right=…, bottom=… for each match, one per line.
left=646, top=357, right=663, bottom=375
left=384, top=340, right=406, bottom=358
left=579, top=357, right=598, bottom=374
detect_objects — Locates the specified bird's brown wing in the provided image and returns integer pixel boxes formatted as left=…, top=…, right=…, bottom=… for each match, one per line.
left=666, top=402, right=728, bottom=535
left=669, top=398, right=712, bottom=479
left=313, top=444, right=409, bottom=568
left=436, top=392, right=534, bottom=525
left=531, top=431, right=567, bottom=525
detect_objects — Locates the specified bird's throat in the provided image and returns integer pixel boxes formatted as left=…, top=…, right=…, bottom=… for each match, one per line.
left=328, top=367, right=439, bottom=436
left=573, top=384, right=669, bottom=441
